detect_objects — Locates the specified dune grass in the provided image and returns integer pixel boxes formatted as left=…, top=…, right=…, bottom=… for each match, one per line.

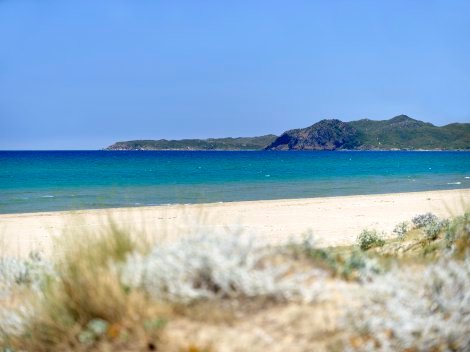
left=1, top=220, right=176, bottom=352
left=344, top=210, right=470, bottom=351
left=0, top=219, right=320, bottom=351
left=0, top=209, right=469, bottom=351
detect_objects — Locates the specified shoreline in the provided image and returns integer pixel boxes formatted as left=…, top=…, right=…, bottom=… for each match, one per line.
left=1, top=188, right=469, bottom=256
left=2, top=186, right=470, bottom=216
left=2, top=187, right=469, bottom=217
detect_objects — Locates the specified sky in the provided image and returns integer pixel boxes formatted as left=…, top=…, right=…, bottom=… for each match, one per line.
left=1, top=1, right=469, bottom=150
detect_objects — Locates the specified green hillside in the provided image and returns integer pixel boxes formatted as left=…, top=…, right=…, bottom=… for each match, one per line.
left=106, top=115, right=470, bottom=151
left=106, top=135, right=277, bottom=150
left=349, top=115, right=470, bottom=150
left=266, top=115, right=470, bottom=150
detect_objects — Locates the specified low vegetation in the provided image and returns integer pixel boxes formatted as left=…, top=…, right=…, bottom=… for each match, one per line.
left=347, top=257, right=470, bottom=351
left=119, top=233, right=321, bottom=303
left=288, top=236, right=382, bottom=281
left=356, top=229, right=385, bottom=251
left=0, top=210, right=468, bottom=351
left=392, top=221, right=409, bottom=240
left=346, top=211, right=470, bottom=351
left=0, top=223, right=175, bottom=352
left=411, top=212, right=439, bottom=228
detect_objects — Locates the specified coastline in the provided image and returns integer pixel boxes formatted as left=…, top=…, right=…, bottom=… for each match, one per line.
left=103, top=148, right=470, bottom=151
left=1, top=188, right=468, bottom=256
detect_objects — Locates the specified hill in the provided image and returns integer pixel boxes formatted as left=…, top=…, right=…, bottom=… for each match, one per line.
left=105, top=135, right=277, bottom=150
left=105, top=115, right=470, bottom=151
left=265, top=119, right=362, bottom=151
left=266, top=115, right=470, bottom=150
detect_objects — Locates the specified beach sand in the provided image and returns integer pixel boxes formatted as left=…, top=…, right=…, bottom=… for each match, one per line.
left=1, top=189, right=469, bottom=256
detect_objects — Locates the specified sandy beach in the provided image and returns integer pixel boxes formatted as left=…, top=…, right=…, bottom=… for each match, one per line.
left=1, top=188, right=469, bottom=256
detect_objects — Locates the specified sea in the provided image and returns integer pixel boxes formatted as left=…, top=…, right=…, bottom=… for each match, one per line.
left=0, top=151, right=469, bottom=214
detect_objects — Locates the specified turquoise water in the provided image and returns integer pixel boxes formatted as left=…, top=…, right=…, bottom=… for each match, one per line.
left=0, top=151, right=469, bottom=214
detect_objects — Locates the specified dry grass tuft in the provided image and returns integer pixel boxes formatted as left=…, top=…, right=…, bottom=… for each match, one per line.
left=1, top=220, right=173, bottom=352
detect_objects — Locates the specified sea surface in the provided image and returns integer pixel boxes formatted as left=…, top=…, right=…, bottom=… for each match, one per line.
left=0, top=151, right=469, bottom=214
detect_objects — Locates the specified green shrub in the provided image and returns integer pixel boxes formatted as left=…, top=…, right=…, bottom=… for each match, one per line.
left=356, top=229, right=385, bottom=251
left=423, top=221, right=444, bottom=241
left=412, top=213, right=439, bottom=228
left=393, top=221, right=410, bottom=240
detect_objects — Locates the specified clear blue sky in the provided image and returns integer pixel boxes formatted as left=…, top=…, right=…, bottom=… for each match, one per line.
left=1, top=0, right=469, bottom=149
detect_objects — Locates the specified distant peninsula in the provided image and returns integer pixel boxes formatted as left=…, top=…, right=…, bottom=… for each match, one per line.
left=105, top=115, right=470, bottom=151
left=106, top=135, right=277, bottom=151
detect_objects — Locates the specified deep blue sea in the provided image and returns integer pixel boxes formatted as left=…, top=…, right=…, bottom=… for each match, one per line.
left=0, top=151, right=469, bottom=214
